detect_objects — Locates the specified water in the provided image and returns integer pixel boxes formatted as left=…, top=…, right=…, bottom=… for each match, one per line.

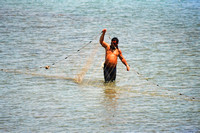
left=0, top=0, right=200, bottom=132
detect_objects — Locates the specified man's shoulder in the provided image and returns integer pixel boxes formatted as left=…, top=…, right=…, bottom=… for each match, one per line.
left=101, top=41, right=109, bottom=49
left=105, top=45, right=110, bottom=50
left=118, top=49, right=122, bottom=53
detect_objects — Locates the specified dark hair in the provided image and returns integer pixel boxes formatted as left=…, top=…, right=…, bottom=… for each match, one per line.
left=111, top=37, right=119, bottom=44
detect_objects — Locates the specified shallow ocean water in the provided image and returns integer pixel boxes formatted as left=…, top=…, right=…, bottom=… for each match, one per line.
left=0, top=0, right=200, bottom=132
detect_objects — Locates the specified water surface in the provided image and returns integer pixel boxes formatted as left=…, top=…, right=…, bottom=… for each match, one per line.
left=0, top=0, right=200, bottom=132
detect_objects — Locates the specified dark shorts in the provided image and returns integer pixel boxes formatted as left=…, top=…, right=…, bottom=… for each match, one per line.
left=104, top=64, right=116, bottom=82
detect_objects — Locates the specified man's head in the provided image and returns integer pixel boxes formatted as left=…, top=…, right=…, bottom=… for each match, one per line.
left=111, top=37, right=119, bottom=49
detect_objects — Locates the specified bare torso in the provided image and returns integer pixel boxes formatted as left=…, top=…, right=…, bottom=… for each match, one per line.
left=105, top=46, right=120, bottom=67
left=100, top=29, right=130, bottom=71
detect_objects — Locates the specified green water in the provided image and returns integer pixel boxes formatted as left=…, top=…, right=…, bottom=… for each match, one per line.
left=0, top=0, right=199, bottom=132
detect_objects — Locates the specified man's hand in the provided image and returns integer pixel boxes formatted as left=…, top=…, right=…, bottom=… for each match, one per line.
left=126, top=65, right=130, bottom=71
left=100, top=28, right=108, bottom=48
left=102, top=28, right=106, bottom=33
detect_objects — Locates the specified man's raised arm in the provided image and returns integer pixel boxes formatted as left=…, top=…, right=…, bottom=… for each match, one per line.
left=100, top=29, right=109, bottom=48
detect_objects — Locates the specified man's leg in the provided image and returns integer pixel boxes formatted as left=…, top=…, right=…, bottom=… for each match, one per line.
left=104, top=64, right=110, bottom=82
left=110, top=66, right=116, bottom=82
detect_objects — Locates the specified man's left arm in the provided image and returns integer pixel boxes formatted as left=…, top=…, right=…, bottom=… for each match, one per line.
left=118, top=50, right=130, bottom=71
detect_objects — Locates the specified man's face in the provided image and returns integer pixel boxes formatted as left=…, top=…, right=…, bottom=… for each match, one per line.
left=111, top=40, right=117, bottom=45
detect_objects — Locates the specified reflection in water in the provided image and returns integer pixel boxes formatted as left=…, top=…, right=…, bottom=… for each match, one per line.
left=101, top=82, right=120, bottom=128
left=103, top=82, right=119, bottom=99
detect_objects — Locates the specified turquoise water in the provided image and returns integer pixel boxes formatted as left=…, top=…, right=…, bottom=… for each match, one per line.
left=0, top=0, right=200, bottom=132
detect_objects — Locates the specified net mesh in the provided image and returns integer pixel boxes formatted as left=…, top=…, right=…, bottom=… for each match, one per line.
left=0, top=34, right=198, bottom=102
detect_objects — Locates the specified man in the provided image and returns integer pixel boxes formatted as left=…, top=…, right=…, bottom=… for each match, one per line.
left=100, top=29, right=130, bottom=82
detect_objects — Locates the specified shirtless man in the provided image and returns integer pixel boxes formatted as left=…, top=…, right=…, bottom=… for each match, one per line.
left=100, top=29, right=130, bottom=82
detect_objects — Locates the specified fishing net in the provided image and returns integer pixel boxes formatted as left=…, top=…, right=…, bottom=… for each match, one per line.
left=0, top=33, right=198, bottom=102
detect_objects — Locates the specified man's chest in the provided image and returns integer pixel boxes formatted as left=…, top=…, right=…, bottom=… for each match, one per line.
left=106, top=49, right=119, bottom=56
